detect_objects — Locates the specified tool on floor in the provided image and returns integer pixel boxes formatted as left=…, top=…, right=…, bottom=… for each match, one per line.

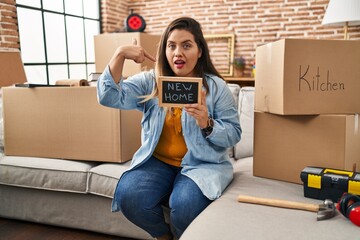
left=237, top=195, right=335, bottom=221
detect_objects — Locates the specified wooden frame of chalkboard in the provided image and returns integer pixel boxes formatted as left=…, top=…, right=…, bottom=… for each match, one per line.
left=158, top=76, right=203, bottom=107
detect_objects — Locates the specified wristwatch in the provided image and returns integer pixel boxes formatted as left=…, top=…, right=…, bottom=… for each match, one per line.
left=201, top=117, right=214, bottom=136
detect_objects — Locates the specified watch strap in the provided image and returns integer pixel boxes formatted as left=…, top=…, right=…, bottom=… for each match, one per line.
left=201, top=117, right=214, bottom=136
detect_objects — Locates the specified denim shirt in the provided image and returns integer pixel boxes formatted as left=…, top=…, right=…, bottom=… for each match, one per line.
left=97, top=66, right=241, bottom=211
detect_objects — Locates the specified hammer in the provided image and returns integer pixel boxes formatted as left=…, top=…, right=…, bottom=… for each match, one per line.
left=237, top=195, right=335, bottom=220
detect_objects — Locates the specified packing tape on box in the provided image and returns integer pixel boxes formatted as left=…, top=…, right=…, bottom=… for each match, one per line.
left=355, top=113, right=359, bottom=134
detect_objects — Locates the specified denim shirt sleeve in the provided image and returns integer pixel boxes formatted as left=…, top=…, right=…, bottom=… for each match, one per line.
left=97, top=65, right=155, bottom=111
left=204, top=76, right=241, bottom=148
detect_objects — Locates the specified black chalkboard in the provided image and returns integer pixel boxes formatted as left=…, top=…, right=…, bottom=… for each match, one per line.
left=158, top=76, right=202, bottom=107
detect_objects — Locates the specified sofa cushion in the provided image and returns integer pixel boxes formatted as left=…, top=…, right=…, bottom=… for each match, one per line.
left=227, top=83, right=241, bottom=108
left=227, top=83, right=241, bottom=158
left=87, top=161, right=131, bottom=198
left=234, top=87, right=255, bottom=159
left=0, top=156, right=97, bottom=193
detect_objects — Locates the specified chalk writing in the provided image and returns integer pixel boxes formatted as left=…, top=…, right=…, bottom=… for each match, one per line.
left=158, top=76, right=202, bottom=107
left=162, top=81, right=197, bottom=104
left=299, top=65, right=345, bottom=92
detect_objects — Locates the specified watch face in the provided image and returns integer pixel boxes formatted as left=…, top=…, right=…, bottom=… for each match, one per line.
left=209, top=118, right=214, bottom=127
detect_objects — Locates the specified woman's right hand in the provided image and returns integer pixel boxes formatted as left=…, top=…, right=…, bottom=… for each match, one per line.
left=109, top=38, right=156, bottom=83
left=124, top=38, right=156, bottom=63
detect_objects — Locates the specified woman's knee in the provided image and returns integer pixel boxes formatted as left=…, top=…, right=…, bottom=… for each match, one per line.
left=116, top=172, right=169, bottom=216
left=116, top=185, right=140, bottom=214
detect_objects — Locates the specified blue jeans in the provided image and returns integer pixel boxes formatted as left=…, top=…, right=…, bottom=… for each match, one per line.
left=114, top=156, right=212, bottom=239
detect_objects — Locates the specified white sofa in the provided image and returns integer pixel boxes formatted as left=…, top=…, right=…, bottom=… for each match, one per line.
left=0, top=85, right=358, bottom=239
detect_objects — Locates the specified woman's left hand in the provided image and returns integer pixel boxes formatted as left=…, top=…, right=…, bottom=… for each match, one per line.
left=184, top=90, right=209, bottom=129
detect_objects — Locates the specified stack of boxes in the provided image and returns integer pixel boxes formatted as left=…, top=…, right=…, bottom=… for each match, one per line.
left=253, top=39, right=360, bottom=184
left=1, top=33, right=162, bottom=163
left=0, top=52, right=144, bottom=164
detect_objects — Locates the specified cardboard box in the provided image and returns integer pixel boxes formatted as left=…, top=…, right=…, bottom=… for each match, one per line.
left=255, top=39, right=360, bottom=115
left=0, top=51, right=27, bottom=87
left=253, top=111, right=360, bottom=184
left=94, top=32, right=160, bottom=77
left=2, top=87, right=142, bottom=162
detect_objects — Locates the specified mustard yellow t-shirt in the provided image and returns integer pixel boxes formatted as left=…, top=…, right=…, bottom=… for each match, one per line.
left=153, top=108, right=187, bottom=167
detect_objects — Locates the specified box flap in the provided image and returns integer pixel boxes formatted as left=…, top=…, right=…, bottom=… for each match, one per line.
left=0, top=51, right=27, bottom=87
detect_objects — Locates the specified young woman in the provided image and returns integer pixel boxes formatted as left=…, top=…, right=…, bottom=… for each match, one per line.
left=97, top=17, right=241, bottom=240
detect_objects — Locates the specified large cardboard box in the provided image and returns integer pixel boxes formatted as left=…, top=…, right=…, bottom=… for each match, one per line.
left=0, top=51, right=27, bottom=87
left=2, top=87, right=142, bottom=162
left=255, top=39, right=360, bottom=115
left=253, top=111, right=360, bottom=184
left=94, top=32, right=160, bottom=77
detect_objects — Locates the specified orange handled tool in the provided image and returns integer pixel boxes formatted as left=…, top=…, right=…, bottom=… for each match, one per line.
left=237, top=195, right=335, bottom=220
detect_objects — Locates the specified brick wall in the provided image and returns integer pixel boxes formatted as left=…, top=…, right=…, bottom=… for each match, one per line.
left=0, top=0, right=19, bottom=50
left=100, top=0, right=130, bottom=33
left=101, top=0, right=360, bottom=74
